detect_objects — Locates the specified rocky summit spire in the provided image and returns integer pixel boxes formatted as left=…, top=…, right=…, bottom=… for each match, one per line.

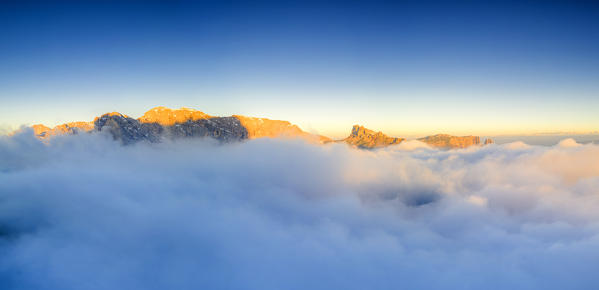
left=350, top=125, right=376, bottom=138
left=342, top=125, right=404, bottom=148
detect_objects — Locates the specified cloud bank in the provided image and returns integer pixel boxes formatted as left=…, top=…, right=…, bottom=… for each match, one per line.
left=1, top=130, right=599, bottom=290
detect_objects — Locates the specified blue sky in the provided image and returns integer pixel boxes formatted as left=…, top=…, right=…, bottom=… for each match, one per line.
left=1, top=0, right=598, bottom=137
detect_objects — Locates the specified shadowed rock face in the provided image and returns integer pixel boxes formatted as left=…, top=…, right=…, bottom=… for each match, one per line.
left=93, top=113, right=164, bottom=145
left=158, top=116, right=248, bottom=142
left=341, top=125, right=404, bottom=148
left=418, top=134, right=481, bottom=149
left=93, top=111, right=250, bottom=145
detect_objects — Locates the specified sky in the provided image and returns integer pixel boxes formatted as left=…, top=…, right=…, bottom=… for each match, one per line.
left=1, top=0, right=598, bottom=138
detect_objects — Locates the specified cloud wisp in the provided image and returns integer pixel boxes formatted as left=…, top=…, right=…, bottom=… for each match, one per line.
left=1, top=130, right=599, bottom=290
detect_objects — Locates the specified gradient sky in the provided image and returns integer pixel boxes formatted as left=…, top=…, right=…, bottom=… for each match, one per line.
left=1, top=0, right=598, bottom=138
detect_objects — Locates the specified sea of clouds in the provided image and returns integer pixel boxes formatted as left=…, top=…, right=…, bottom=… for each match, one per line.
left=1, top=129, right=599, bottom=290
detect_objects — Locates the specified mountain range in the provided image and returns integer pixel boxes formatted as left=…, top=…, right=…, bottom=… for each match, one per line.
left=31, top=106, right=493, bottom=149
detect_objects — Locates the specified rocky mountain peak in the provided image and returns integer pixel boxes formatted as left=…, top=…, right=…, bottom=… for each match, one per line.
left=32, top=122, right=94, bottom=139
left=105, top=112, right=129, bottom=118
left=138, top=106, right=211, bottom=126
left=351, top=125, right=380, bottom=138
left=343, top=125, right=404, bottom=148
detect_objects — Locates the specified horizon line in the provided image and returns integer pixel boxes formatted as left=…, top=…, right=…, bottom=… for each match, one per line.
left=1, top=105, right=598, bottom=139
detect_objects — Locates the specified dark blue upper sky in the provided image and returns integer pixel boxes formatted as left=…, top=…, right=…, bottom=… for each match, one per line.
left=1, top=0, right=598, bottom=136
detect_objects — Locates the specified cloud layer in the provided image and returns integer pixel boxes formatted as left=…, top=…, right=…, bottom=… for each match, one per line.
left=1, top=131, right=599, bottom=290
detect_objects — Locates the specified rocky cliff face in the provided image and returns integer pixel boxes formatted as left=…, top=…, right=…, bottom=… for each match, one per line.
left=32, top=107, right=322, bottom=145
left=341, top=125, right=404, bottom=148
left=93, top=112, right=249, bottom=145
left=93, top=112, right=164, bottom=145
left=417, top=134, right=480, bottom=149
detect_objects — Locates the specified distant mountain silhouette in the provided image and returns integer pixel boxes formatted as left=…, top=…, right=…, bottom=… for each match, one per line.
left=417, top=134, right=480, bottom=149
left=336, top=125, right=491, bottom=149
left=31, top=106, right=491, bottom=148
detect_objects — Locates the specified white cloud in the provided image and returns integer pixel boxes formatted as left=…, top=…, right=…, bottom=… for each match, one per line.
left=389, top=140, right=432, bottom=151
left=558, top=138, right=582, bottom=148
left=1, top=130, right=599, bottom=289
